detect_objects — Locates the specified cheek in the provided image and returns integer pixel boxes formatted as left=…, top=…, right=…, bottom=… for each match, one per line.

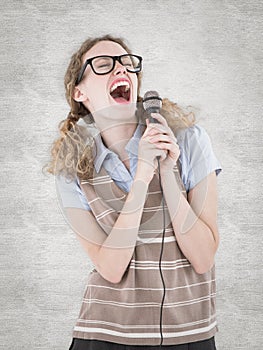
left=131, top=77, right=138, bottom=99
left=86, top=81, right=107, bottom=101
left=85, top=85, right=110, bottom=112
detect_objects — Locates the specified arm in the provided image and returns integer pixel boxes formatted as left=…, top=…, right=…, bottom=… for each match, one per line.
left=161, top=170, right=219, bottom=274
left=65, top=178, right=148, bottom=284
left=64, top=126, right=166, bottom=284
left=146, top=113, right=220, bottom=273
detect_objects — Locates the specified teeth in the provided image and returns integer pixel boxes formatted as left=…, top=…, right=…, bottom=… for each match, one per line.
left=110, top=81, right=130, bottom=93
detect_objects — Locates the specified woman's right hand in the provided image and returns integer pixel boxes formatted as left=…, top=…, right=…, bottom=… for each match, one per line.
left=136, top=119, right=167, bottom=184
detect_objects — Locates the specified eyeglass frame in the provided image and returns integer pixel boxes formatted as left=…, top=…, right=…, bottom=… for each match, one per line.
left=76, top=54, right=143, bottom=85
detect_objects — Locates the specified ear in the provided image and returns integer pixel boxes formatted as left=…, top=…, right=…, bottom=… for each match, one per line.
left=73, top=86, right=89, bottom=102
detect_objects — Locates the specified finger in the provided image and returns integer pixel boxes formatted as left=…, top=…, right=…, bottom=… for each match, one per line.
left=142, top=119, right=153, bottom=137
left=155, top=142, right=180, bottom=156
left=149, top=134, right=172, bottom=144
left=147, top=124, right=169, bottom=136
left=149, top=133, right=178, bottom=146
left=150, top=113, right=168, bottom=127
left=155, top=150, right=167, bottom=162
left=148, top=121, right=174, bottom=138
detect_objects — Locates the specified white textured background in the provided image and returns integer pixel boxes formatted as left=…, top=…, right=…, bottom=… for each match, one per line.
left=1, top=1, right=262, bottom=349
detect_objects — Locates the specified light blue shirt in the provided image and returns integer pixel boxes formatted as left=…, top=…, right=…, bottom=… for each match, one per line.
left=56, top=123, right=222, bottom=210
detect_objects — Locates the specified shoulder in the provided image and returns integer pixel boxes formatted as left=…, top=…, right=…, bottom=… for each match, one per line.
left=56, top=174, right=91, bottom=210
left=175, top=124, right=216, bottom=162
left=175, top=124, right=222, bottom=192
left=175, top=124, right=211, bottom=150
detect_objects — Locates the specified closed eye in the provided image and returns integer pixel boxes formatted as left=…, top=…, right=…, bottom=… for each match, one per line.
left=97, top=63, right=111, bottom=68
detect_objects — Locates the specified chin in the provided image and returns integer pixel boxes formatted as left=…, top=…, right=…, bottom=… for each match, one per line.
left=92, top=102, right=137, bottom=127
left=111, top=102, right=137, bottom=121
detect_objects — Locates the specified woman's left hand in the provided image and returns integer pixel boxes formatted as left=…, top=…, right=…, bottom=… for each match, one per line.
left=147, top=113, right=180, bottom=174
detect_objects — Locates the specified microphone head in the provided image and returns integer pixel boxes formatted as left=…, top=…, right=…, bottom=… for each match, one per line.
left=142, top=90, right=162, bottom=114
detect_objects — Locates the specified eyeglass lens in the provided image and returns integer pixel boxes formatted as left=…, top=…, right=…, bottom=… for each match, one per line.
left=92, top=55, right=141, bottom=74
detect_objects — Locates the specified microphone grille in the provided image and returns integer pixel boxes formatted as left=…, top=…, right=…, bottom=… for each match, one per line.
left=142, top=90, right=162, bottom=113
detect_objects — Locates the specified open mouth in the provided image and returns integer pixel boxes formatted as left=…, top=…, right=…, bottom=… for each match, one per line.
left=110, top=80, right=131, bottom=103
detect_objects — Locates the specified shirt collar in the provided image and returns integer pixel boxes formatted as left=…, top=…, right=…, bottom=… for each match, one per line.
left=93, top=123, right=144, bottom=173
left=93, top=133, right=113, bottom=173
left=125, top=123, right=144, bottom=156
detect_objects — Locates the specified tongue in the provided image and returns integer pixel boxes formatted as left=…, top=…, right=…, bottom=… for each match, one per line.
left=113, top=96, right=128, bottom=103
left=110, top=85, right=129, bottom=103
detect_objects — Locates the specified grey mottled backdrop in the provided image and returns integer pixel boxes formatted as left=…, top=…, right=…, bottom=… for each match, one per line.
left=1, top=1, right=262, bottom=349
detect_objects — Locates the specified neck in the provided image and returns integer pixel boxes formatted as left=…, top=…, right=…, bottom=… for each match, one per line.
left=101, top=122, right=137, bottom=160
left=92, top=107, right=138, bottom=166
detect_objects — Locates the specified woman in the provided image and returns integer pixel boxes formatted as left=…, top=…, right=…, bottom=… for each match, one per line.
left=47, top=35, right=222, bottom=349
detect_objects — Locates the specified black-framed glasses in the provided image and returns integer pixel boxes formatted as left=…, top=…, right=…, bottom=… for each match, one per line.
left=76, top=54, right=143, bottom=84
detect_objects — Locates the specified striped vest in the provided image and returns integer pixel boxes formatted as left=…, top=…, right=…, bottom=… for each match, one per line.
left=72, top=164, right=218, bottom=346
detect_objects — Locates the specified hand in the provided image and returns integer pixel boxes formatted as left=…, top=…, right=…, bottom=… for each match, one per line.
left=136, top=120, right=167, bottom=184
left=147, top=113, right=180, bottom=174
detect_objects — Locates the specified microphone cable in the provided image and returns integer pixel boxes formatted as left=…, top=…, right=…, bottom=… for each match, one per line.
left=156, top=157, right=166, bottom=348
left=142, top=90, right=167, bottom=347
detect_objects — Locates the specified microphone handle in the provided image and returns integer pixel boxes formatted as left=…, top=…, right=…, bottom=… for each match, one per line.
left=148, top=111, right=161, bottom=160
left=148, top=110, right=161, bottom=160
left=149, top=116, right=160, bottom=124
left=148, top=107, right=160, bottom=124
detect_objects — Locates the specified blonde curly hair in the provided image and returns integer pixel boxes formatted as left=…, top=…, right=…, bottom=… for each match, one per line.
left=45, top=35, right=195, bottom=180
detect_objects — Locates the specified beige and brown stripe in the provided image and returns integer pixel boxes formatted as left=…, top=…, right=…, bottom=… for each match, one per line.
left=72, top=165, right=218, bottom=346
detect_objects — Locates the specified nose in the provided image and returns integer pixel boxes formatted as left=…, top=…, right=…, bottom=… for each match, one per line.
left=113, top=61, right=127, bottom=75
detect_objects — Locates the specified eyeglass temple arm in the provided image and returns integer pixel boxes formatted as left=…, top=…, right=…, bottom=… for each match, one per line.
left=76, top=59, right=90, bottom=85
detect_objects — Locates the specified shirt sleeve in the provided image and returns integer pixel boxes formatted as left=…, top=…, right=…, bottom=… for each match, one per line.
left=177, top=124, right=222, bottom=193
left=55, top=175, right=91, bottom=210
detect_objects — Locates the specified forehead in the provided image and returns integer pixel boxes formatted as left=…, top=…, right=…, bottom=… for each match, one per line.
left=83, top=41, right=128, bottom=61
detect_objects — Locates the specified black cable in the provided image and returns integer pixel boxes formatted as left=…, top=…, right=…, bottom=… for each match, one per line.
left=157, top=158, right=166, bottom=348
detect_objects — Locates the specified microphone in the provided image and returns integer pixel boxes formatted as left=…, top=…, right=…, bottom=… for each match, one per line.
left=143, top=90, right=166, bottom=346
left=142, top=90, right=162, bottom=123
